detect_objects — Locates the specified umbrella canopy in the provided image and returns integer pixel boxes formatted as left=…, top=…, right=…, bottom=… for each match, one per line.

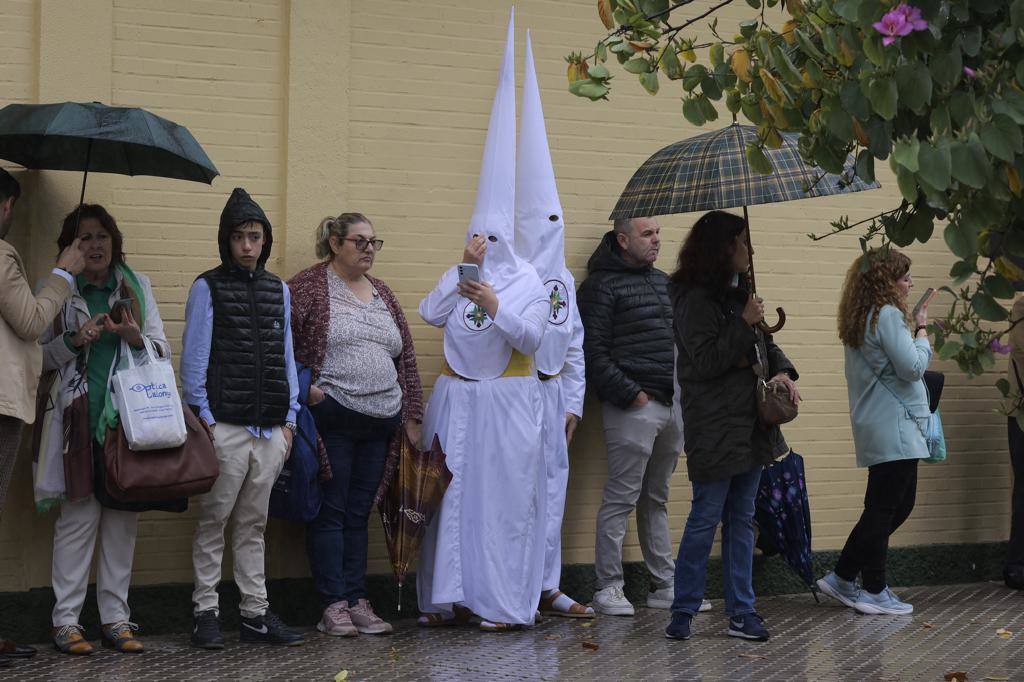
left=608, top=123, right=878, bottom=220
left=379, top=433, right=453, bottom=609
left=0, top=101, right=218, bottom=184
left=754, top=450, right=818, bottom=598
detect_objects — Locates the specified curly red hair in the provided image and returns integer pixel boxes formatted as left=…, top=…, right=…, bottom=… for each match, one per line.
left=837, top=247, right=911, bottom=348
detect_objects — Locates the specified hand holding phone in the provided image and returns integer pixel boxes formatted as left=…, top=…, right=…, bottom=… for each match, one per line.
left=912, top=287, right=936, bottom=325
left=457, top=263, right=481, bottom=285
left=109, top=297, right=133, bottom=323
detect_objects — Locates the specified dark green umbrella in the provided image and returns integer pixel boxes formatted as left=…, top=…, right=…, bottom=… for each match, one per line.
left=0, top=101, right=218, bottom=221
left=609, top=123, right=879, bottom=332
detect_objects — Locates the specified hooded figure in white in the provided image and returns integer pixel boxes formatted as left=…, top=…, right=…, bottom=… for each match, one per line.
left=417, top=9, right=550, bottom=628
left=514, top=31, right=590, bottom=618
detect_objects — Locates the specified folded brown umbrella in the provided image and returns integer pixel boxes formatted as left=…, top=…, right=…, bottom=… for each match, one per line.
left=379, top=433, right=453, bottom=609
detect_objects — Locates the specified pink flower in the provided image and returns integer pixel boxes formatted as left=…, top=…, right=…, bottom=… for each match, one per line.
left=991, top=338, right=1012, bottom=355
left=963, top=66, right=976, bottom=79
left=873, top=4, right=928, bottom=46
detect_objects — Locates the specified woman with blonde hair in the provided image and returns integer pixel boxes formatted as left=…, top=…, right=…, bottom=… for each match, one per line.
left=288, top=212, right=423, bottom=638
left=816, top=247, right=931, bottom=616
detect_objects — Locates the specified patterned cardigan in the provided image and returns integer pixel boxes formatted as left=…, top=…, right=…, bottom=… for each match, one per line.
left=287, top=261, right=424, bottom=504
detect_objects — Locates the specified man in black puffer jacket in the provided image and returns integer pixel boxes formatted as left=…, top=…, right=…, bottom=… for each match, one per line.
left=578, top=216, right=684, bottom=617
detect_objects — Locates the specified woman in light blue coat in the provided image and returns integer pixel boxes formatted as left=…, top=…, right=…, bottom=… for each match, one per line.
left=816, top=248, right=931, bottom=616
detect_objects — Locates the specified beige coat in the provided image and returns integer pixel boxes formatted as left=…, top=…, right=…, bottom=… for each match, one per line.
left=0, top=239, right=71, bottom=423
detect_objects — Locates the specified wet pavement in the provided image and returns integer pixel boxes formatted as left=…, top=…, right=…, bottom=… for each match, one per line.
left=6, top=582, right=1023, bottom=681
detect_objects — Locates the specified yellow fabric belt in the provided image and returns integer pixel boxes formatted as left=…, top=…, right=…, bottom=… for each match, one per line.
left=442, top=350, right=535, bottom=381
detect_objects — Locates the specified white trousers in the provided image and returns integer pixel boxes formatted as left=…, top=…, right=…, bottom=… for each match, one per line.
left=540, top=377, right=570, bottom=591
left=191, top=423, right=287, bottom=618
left=51, top=496, right=138, bottom=626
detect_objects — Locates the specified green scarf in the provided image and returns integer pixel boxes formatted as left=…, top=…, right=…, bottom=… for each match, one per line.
left=94, top=263, right=148, bottom=444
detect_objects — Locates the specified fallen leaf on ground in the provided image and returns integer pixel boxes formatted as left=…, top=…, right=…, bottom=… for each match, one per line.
left=582, top=641, right=599, bottom=651
left=995, top=628, right=1012, bottom=638
left=944, top=673, right=968, bottom=682
left=579, top=620, right=593, bottom=628
left=983, top=676, right=1010, bottom=681
left=388, top=646, right=399, bottom=662
left=544, top=634, right=561, bottom=640
left=335, top=671, right=350, bottom=682
left=922, top=622, right=934, bottom=629
left=738, top=653, right=767, bottom=660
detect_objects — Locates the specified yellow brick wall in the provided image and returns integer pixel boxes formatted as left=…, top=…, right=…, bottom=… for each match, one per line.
left=0, top=0, right=1012, bottom=593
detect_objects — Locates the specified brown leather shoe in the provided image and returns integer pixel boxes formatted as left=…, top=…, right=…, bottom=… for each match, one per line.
left=53, top=624, right=94, bottom=656
left=101, top=621, right=144, bottom=653
left=0, top=639, right=37, bottom=658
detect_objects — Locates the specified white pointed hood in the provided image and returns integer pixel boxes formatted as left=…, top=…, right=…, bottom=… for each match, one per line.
left=515, top=30, right=576, bottom=374
left=441, top=7, right=548, bottom=380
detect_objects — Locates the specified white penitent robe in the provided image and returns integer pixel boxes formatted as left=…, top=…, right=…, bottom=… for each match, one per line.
left=416, top=267, right=550, bottom=624
left=537, top=270, right=586, bottom=590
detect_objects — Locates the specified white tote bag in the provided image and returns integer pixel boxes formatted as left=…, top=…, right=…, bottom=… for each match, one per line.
left=110, top=337, right=187, bottom=451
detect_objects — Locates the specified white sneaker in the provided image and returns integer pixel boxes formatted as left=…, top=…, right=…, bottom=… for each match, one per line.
left=853, top=587, right=913, bottom=616
left=591, top=585, right=635, bottom=616
left=646, top=586, right=712, bottom=612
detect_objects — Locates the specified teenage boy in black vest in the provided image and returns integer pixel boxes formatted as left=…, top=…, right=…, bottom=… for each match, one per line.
left=181, top=188, right=302, bottom=649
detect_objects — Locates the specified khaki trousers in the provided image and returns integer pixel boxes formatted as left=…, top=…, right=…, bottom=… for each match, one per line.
left=191, top=423, right=287, bottom=618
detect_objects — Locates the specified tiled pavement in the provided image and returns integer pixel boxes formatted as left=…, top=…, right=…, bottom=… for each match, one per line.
left=6, top=582, right=1023, bottom=681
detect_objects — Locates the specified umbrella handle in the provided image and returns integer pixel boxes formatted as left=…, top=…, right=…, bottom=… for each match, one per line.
left=758, top=307, right=786, bottom=334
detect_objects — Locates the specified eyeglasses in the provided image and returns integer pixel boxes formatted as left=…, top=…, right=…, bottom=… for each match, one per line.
left=340, top=237, right=384, bottom=252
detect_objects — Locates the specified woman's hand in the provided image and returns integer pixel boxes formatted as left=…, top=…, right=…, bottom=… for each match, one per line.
left=914, top=300, right=929, bottom=330
left=462, top=235, right=487, bottom=267
left=308, top=385, right=326, bottom=406
left=772, top=372, right=801, bottom=404
left=404, top=419, right=423, bottom=447
left=565, top=413, right=579, bottom=448
left=70, top=314, right=106, bottom=348
left=742, top=293, right=765, bottom=326
left=103, top=307, right=145, bottom=349
left=457, top=280, right=499, bottom=319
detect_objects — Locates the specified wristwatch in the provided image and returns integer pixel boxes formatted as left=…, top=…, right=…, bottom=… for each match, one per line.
left=915, top=325, right=927, bottom=335
left=283, top=421, right=297, bottom=433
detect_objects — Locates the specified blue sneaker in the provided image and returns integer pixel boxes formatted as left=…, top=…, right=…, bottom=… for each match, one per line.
left=853, top=587, right=913, bottom=615
left=727, top=613, right=770, bottom=641
left=664, top=613, right=692, bottom=640
left=816, top=571, right=860, bottom=608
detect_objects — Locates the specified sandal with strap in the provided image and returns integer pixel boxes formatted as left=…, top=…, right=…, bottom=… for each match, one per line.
left=417, top=605, right=474, bottom=628
left=479, top=620, right=523, bottom=633
left=539, top=590, right=596, bottom=619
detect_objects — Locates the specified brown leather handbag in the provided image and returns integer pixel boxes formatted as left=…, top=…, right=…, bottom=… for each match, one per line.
left=754, top=332, right=798, bottom=426
left=103, top=405, right=218, bottom=503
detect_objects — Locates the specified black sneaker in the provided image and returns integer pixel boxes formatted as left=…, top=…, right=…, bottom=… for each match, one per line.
left=727, top=613, right=770, bottom=642
left=191, top=609, right=224, bottom=650
left=664, top=613, right=692, bottom=640
left=239, top=611, right=304, bottom=646
left=1005, top=566, right=1024, bottom=590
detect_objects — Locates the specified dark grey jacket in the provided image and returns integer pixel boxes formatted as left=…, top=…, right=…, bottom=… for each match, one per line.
left=672, top=283, right=796, bottom=483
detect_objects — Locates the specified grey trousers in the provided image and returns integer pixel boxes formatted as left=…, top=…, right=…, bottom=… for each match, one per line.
left=0, top=415, right=23, bottom=517
left=594, top=399, right=684, bottom=591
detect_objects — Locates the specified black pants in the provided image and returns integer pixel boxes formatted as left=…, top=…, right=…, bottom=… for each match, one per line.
left=1007, top=418, right=1024, bottom=571
left=834, top=458, right=919, bottom=594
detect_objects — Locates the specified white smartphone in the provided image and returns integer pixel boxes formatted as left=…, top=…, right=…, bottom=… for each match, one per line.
left=457, top=263, right=481, bottom=285
left=912, top=287, right=936, bottom=319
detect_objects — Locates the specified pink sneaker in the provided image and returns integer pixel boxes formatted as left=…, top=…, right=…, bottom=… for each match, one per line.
left=317, top=601, right=357, bottom=637
left=347, top=599, right=393, bottom=635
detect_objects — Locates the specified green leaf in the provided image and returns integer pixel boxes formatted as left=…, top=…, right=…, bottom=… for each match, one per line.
left=840, top=82, right=871, bottom=121
left=861, top=34, right=885, bottom=67
left=745, top=0, right=762, bottom=8
left=909, top=208, right=935, bottom=243
left=623, top=57, right=651, bottom=74
left=944, top=222, right=977, bottom=259
left=961, top=25, right=982, bottom=57
left=992, top=99, right=1024, bottom=126
left=981, top=115, right=1024, bottom=162
left=741, top=97, right=764, bottom=125
left=596, top=41, right=608, bottom=63
left=929, top=106, right=951, bottom=134
left=639, top=70, right=659, bottom=94
left=917, top=141, right=952, bottom=192
left=866, top=118, right=893, bottom=159
left=1017, top=61, right=1024, bottom=87
left=588, top=64, right=610, bottom=79
left=895, top=63, right=932, bottom=114
left=1003, top=228, right=1024, bottom=257
left=929, top=46, right=963, bottom=88
left=710, top=43, right=724, bottom=68
left=887, top=213, right=917, bottom=247
left=661, top=45, right=683, bottom=79
left=950, top=134, right=990, bottom=189
left=894, top=163, right=919, bottom=203
left=726, top=88, right=742, bottom=114
left=823, top=108, right=854, bottom=144
left=938, top=340, right=962, bottom=361
left=746, top=142, right=774, bottom=174
left=949, top=260, right=975, bottom=285
left=739, top=19, right=758, bottom=39
left=949, top=90, right=975, bottom=128
left=832, top=0, right=860, bottom=21
left=867, top=77, right=898, bottom=120
left=961, top=331, right=978, bottom=348
left=855, top=149, right=875, bottom=184
left=682, top=64, right=706, bottom=91
left=892, top=137, right=921, bottom=173
left=985, top=274, right=1017, bottom=299
left=812, top=139, right=846, bottom=174
left=569, top=80, right=610, bottom=100
left=1012, top=0, right=1024, bottom=30
left=794, top=29, right=826, bottom=62
left=997, top=377, right=1011, bottom=398
left=973, top=292, right=1009, bottom=321
left=701, top=73, right=723, bottom=100
left=697, top=94, right=719, bottom=122
left=772, top=47, right=803, bottom=87
left=682, top=96, right=706, bottom=126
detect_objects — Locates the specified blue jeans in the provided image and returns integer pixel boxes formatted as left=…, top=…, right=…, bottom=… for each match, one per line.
left=307, top=396, right=398, bottom=607
left=671, top=465, right=762, bottom=617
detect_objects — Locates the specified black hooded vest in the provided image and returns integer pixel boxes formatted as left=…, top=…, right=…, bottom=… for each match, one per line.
left=200, top=263, right=289, bottom=427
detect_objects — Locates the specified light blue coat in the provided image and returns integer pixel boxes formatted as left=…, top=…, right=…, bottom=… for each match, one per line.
left=845, top=305, right=932, bottom=467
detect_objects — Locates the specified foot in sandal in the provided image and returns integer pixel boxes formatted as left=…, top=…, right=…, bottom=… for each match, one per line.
left=417, top=605, right=474, bottom=628
left=539, top=589, right=595, bottom=619
left=479, top=620, right=523, bottom=633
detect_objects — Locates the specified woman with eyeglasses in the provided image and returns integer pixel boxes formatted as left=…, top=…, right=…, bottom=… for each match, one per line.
left=288, top=212, right=423, bottom=638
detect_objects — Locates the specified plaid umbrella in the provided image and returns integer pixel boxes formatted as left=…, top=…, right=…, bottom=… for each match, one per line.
left=609, top=123, right=880, bottom=331
left=378, top=433, right=452, bottom=610
left=754, top=450, right=819, bottom=600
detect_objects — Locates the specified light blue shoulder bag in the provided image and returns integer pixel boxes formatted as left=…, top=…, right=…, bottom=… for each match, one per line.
left=864, top=357, right=947, bottom=463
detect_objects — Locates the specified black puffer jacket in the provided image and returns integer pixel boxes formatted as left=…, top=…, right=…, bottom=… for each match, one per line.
left=672, top=282, right=796, bottom=483
left=578, top=231, right=675, bottom=408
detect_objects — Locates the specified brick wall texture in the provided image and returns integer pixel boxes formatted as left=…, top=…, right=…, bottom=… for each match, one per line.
left=0, top=0, right=1012, bottom=592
